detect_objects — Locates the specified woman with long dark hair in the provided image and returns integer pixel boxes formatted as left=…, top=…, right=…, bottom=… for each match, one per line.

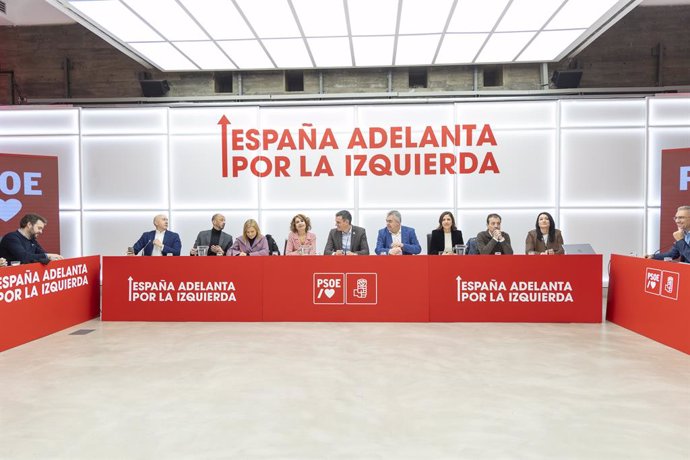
left=429, top=211, right=464, bottom=255
left=525, top=212, right=564, bottom=255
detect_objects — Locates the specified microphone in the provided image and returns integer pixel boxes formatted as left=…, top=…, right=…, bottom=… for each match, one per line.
left=137, top=239, right=152, bottom=256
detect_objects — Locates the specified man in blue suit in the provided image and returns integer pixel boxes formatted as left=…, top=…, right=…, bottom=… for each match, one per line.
left=375, top=210, right=421, bottom=255
left=127, top=214, right=181, bottom=256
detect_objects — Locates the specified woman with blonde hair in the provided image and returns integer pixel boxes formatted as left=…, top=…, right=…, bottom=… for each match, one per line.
left=285, top=214, right=317, bottom=255
left=228, top=219, right=269, bottom=256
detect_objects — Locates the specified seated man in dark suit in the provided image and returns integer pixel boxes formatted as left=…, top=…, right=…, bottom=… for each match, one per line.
left=476, top=213, right=513, bottom=255
left=324, top=210, right=369, bottom=255
left=0, top=213, right=63, bottom=264
left=375, top=210, right=421, bottom=255
left=648, top=205, right=690, bottom=262
left=190, top=213, right=233, bottom=256
left=127, top=214, right=181, bottom=256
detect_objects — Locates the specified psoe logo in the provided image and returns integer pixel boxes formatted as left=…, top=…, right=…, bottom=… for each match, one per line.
left=0, top=171, right=43, bottom=222
left=313, top=272, right=378, bottom=305
left=644, top=268, right=680, bottom=300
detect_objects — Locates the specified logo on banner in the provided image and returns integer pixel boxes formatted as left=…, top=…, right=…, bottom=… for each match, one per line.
left=0, top=171, right=43, bottom=221
left=313, top=272, right=377, bottom=305
left=645, top=268, right=679, bottom=300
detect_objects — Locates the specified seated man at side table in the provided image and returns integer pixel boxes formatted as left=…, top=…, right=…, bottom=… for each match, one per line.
left=190, top=213, right=233, bottom=256
left=476, top=213, right=514, bottom=255
left=375, top=210, right=421, bottom=255
left=647, top=205, right=690, bottom=262
left=324, top=210, right=369, bottom=255
left=0, top=213, right=63, bottom=264
left=127, top=214, right=181, bottom=256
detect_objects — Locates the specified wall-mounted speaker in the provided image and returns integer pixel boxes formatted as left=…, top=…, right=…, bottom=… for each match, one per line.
left=550, top=70, right=583, bottom=89
left=139, top=80, right=170, bottom=97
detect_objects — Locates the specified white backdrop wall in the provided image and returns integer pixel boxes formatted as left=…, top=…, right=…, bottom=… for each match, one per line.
left=0, top=97, right=688, bottom=282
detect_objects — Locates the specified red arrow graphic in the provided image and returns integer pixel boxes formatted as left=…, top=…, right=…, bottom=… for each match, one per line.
left=218, top=115, right=230, bottom=177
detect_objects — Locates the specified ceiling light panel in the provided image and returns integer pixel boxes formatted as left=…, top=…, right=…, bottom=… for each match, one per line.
left=293, top=0, right=348, bottom=37
left=262, top=39, right=313, bottom=68
left=399, top=0, right=454, bottom=34
left=218, top=40, right=275, bottom=69
left=174, top=41, right=236, bottom=70
left=395, top=34, right=441, bottom=66
left=69, top=0, right=162, bottom=42
left=476, top=32, right=535, bottom=63
left=129, top=42, right=199, bottom=71
left=122, top=0, right=208, bottom=41
left=235, top=0, right=301, bottom=38
left=447, top=0, right=509, bottom=33
left=547, top=0, right=621, bottom=30
left=352, top=36, right=395, bottom=67
left=496, top=0, right=566, bottom=32
left=436, top=33, right=488, bottom=64
left=516, top=29, right=585, bottom=62
left=308, top=38, right=353, bottom=67
left=59, top=0, right=641, bottom=71
left=348, top=0, right=399, bottom=36
left=179, top=0, right=254, bottom=40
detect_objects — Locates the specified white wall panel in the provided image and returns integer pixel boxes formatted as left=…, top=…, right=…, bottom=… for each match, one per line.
left=560, top=209, right=645, bottom=282
left=649, top=98, right=690, bottom=126
left=81, top=108, right=167, bottom=135
left=560, top=129, right=645, bottom=206
left=260, top=106, right=355, bottom=131
left=83, top=211, right=170, bottom=256
left=561, top=100, right=646, bottom=127
left=456, top=101, right=556, bottom=129
left=647, top=128, right=690, bottom=206
left=646, top=208, right=660, bottom=256
left=82, top=136, right=168, bottom=209
left=358, top=104, right=454, bottom=127
left=169, top=135, right=259, bottom=209
left=170, top=107, right=259, bottom=134
left=457, top=130, right=556, bottom=208
left=0, top=109, right=78, bottom=135
left=0, top=136, right=80, bottom=209
left=59, top=211, right=82, bottom=258
left=259, top=133, right=355, bottom=209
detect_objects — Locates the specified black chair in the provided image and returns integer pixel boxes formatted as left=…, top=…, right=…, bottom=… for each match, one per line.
left=426, top=233, right=432, bottom=255
left=265, top=234, right=280, bottom=255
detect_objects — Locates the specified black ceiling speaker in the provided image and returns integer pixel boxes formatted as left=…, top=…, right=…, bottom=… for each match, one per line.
left=139, top=79, right=170, bottom=97
left=551, top=70, right=583, bottom=89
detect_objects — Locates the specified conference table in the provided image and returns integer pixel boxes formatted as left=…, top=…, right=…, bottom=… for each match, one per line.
left=102, top=255, right=602, bottom=323
left=607, top=254, right=690, bottom=354
left=0, top=256, right=101, bottom=352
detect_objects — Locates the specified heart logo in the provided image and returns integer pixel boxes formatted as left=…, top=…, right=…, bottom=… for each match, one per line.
left=648, top=280, right=656, bottom=289
left=324, top=288, right=335, bottom=298
left=0, top=199, right=22, bottom=222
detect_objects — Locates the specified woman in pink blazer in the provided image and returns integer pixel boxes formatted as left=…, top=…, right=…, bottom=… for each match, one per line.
left=285, top=214, right=317, bottom=255
left=228, top=219, right=269, bottom=256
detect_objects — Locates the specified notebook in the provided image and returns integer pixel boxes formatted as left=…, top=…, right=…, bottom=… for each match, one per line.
left=563, top=243, right=596, bottom=255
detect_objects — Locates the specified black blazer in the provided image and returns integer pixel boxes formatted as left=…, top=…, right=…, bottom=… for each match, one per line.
left=428, top=229, right=464, bottom=255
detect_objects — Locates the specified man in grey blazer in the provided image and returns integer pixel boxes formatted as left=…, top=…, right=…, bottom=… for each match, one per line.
left=324, top=210, right=370, bottom=256
left=190, top=214, right=233, bottom=256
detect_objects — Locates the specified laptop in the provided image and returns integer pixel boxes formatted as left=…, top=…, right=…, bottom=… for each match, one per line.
left=563, top=243, right=596, bottom=255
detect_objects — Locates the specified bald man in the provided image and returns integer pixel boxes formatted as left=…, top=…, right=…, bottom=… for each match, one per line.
left=127, top=214, right=182, bottom=256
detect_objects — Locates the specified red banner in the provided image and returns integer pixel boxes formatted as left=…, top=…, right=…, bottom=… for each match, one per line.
left=102, top=256, right=263, bottom=321
left=660, top=147, right=690, bottom=250
left=262, top=256, right=429, bottom=322
left=607, top=254, right=689, bottom=354
left=429, top=255, right=602, bottom=322
left=0, top=256, right=100, bottom=352
left=0, top=153, right=60, bottom=253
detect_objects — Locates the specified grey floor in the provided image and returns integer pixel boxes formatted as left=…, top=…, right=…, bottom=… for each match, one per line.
left=0, top=318, right=688, bottom=460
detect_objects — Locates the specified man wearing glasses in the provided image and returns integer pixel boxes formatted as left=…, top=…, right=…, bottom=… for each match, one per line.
left=648, top=205, right=690, bottom=262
